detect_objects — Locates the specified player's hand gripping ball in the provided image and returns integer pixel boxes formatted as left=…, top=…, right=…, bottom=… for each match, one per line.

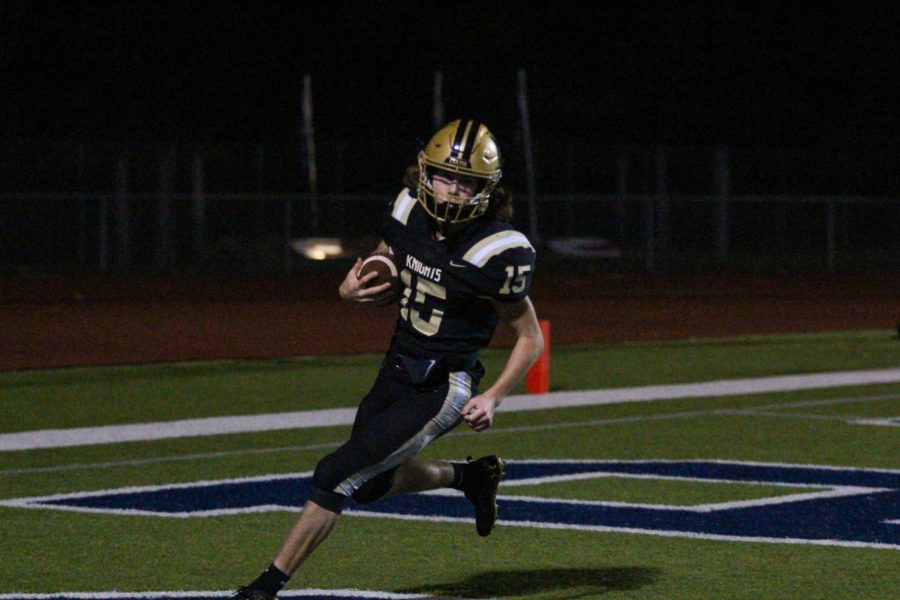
left=357, top=252, right=402, bottom=305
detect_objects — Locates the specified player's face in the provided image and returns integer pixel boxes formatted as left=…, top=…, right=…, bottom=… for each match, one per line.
left=431, top=171, right=480, bottom=204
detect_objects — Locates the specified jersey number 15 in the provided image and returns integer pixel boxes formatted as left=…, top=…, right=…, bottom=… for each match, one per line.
left=499, top=265, right=531, bottom=295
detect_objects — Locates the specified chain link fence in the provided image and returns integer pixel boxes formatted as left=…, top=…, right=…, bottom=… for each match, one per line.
left=2, top=138, right=897, bottom=273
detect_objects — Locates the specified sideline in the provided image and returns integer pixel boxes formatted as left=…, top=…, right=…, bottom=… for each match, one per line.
left=3, top=393, right=897, bottom=476
left=2, top=368, right=899, bottom=452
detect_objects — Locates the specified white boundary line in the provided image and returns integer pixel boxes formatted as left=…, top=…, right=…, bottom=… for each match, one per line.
left=0, top=470, right=314, bottom=503
left=314, top=509, right=900, bottom=551
left=2, top=368, right=899, bottom=451
left=4, top=393, right=899, bottom=476
left=497, top=368, right=900, bottom=412
left=0, top=408, right=359, bottom=452
left=494, top=486, right=890, bottom=513
left=490, top=518, right=900, bottom=551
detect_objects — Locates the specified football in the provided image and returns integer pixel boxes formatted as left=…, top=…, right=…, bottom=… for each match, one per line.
left=357, top=251, right=402, bottom=302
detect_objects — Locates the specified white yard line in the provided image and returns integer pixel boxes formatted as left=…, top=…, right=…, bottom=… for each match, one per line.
left=2, top=368, right=899, bottom=452
left=852, top=417, right=900, bottom=427
left=0, top=441, right=343, bottom=475
left=0, top=408, right=358, bottom=452
left=491, top=485, right=888, bottom=513
left=6, top=394, right=898, bottom=476
left=721, top=410, right=859, bottom=422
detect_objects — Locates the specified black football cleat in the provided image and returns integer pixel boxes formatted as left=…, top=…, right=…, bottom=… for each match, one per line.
left=463, top=455, right=506, bottom=537
left=232, top=587, right=276, bottom=600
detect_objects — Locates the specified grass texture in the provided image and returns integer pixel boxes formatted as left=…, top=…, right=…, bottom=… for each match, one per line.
left=0, top=329, right=898, bottom=598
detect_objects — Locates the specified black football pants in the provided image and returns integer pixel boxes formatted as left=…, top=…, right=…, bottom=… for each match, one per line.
left=309, top=353, right=483, bottom=512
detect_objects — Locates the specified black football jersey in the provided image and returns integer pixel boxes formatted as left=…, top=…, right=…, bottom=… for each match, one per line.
left=379, top=188, right=536, bottom=362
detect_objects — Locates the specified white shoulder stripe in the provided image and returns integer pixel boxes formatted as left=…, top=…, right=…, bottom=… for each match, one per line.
left=463, top=231, right=533, bottom=267
left=391, top=188, right=417, bottom=225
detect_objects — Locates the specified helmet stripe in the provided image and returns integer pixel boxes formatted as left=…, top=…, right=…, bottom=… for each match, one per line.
left=449, top=120, right=470, bottom=159
left=460, top=120, right=481, bottom=162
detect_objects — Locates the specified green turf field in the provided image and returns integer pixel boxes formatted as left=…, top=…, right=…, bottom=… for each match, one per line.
left=1, top=330, right=898, bottom=599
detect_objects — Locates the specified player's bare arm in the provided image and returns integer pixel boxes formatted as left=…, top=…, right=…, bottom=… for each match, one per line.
left=338, top=240, right=394, bottom=303
left=463, top=296, right=544, bottom=432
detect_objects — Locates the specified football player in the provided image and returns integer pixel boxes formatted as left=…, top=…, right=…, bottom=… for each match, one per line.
left=235, top=119, right=544, bottom=599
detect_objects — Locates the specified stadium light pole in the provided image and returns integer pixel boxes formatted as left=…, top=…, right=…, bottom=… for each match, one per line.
left=517, top=68, right=539, bottom=244
left=433, top=71, right=444, bottom=130
left=302, top=74, right=319, bottom=234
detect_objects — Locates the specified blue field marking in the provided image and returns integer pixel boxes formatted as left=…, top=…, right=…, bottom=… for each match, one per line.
left=2, top=460, right=898, bottom=549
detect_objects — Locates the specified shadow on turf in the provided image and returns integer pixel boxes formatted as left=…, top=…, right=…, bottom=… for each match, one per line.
left=398, top=566, right=661, bottom=598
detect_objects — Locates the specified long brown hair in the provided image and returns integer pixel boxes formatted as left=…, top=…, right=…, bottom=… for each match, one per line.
left=402, top=164, right=513, bottom=222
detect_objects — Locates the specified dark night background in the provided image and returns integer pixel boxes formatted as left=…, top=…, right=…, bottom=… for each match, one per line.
left=3, top=1, right=898, bottom=149
left=0, top=1, right=897, bottom=272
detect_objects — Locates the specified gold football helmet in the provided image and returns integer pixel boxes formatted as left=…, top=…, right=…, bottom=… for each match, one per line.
left=417, top=119, right=502, bottom=225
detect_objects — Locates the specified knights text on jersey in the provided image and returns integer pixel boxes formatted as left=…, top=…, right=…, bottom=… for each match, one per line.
left=380, top=189, right=536, bottom=360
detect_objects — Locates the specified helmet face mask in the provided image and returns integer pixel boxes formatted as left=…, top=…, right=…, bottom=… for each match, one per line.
left=416, top=119, right=502, bottom=227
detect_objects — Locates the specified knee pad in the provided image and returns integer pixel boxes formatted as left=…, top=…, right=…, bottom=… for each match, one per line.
left=351, top=468, right=396, bottom=505
left=310, top=453, right=352, bottom=513
left=309, top=486, right=346, bottom=513
left=312, top=451, right=345, bottom=493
